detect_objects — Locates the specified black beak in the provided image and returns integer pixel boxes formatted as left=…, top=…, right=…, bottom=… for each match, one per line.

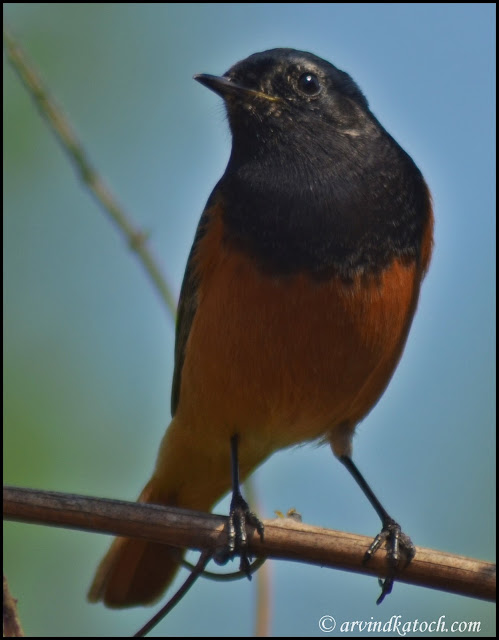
left=194, top=74, right=279, bottom=103
left=194, top=74, right=242, bottom=98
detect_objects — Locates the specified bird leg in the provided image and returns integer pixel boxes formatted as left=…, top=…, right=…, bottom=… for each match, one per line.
left=214, top=434, right=264, bottom=575
left=340, top=455, right=416, bottom=604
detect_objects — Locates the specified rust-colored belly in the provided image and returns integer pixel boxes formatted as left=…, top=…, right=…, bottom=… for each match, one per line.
left=175, top=206, right=420, bottom=465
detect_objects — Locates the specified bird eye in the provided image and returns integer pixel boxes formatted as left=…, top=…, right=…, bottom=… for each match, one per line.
left=297, top=72, right=321, bottom=96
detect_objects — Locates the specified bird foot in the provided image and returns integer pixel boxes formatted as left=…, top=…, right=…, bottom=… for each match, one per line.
left=214, top=492, right=264, bottom=576
left=364, top=518, right=415, bottom=604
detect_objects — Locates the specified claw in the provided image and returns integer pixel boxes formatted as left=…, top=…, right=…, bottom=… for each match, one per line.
left=218, top=435, right=265, bottom=576
left=227, top=492, right=264, bottom=576
left=363, top=518, right=415, bottom=604
left=214, top=491, right=264, bottom=576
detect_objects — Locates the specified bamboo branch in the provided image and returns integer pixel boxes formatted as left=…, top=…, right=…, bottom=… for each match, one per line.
left=4, top=486, right=495, bottom=603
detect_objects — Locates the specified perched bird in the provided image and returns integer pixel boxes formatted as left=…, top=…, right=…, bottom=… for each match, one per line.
left=89, top=48, right=433, bottom=608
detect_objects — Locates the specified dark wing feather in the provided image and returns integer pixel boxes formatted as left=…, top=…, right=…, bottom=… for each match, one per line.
left=170, top=194, right=218, bottom=415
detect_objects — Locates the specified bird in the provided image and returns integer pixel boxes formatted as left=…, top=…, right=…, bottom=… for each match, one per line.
left=88, top=47, right=433, bottom=608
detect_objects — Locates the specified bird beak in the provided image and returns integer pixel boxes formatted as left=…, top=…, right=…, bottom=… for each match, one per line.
left=194, top=74, right=279, bottom=102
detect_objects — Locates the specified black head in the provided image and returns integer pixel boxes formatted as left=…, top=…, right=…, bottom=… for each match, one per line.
left=194, top=49, right=430, bottom=280
left=195, top=48, right=372, bottom=145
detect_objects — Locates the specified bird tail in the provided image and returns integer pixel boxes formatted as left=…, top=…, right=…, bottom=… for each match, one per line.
left=88, top=418, right=231, bottom=608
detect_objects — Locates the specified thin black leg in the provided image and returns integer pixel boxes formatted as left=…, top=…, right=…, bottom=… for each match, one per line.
left=230, top=434, right=241, bottom=498
left=217, top=435, right=264, bottom=576
left=339, top=455, right=415, bottom=604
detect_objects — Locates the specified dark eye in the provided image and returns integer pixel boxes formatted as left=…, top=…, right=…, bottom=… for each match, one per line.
left=297, top=72, right=321, bottom=96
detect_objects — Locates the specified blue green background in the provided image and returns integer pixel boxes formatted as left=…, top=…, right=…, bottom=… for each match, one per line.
left=4, top=3, right=495, bottom=637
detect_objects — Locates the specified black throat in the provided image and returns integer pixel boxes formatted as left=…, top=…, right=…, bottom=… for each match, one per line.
left=218, top=120, right=430, bottom=281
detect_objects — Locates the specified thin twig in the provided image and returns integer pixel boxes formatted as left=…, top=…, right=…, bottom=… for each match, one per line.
left=134, top=550, right=212, bottom=637
left=3, top=486, right=496, bottom=603
left=181, top=555, right=266, bottom=581
left=3, top=26, right=177, bottom=320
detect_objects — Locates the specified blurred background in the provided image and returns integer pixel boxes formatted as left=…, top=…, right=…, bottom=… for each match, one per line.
left=3, top=3, right=495, bottom=637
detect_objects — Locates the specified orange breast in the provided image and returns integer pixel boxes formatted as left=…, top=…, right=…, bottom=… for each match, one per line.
left=174, top=203, right=424, bottom=475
